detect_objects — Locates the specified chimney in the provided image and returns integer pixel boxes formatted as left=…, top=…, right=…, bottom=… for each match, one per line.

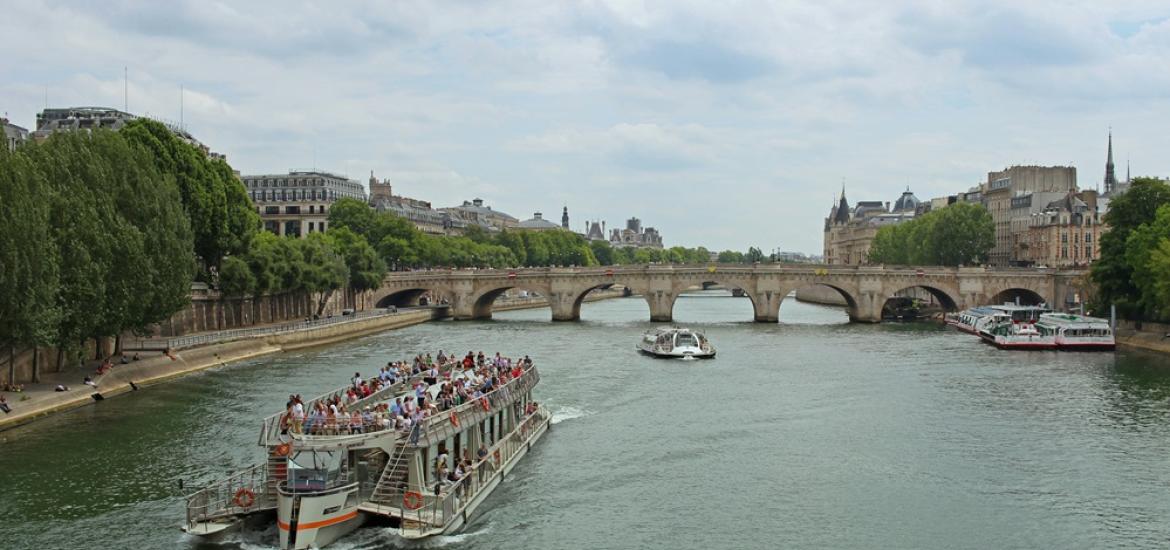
left=884, top=201, right=891, bottom=212
left=473, top=198, right=484, bottom=207
left=533, top=212, right=542, bottom=220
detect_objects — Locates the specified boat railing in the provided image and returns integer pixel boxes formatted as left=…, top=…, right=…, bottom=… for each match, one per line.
left=399, top=404, right=551, bottom=537
left=410, top=365, right=541, bottom=448
left=184, top=462, right=273, bottom=530
left=258, top=360, right=461, bottom=446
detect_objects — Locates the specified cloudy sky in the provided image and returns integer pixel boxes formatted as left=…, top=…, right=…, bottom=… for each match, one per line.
left=3, top=1, right=1169, bottom=253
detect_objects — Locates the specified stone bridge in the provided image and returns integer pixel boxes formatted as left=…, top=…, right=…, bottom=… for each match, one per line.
left=371, top=264, right=1088, bottom=323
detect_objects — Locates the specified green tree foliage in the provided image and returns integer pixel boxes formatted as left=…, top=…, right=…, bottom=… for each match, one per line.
left=218, top=256, right=256, bottom=297
left=1146, top=238, right=1170, bottom=320
left=120, top=119, right=259, bottom=271
left=867, top=202, right=994, bottom=266
left=327, top=227, right=387, bottom=291
left=0, top=147, right=60, bottom=361
left=4, top=129, right=196, bottom=358
left=1091, top=177, right=1170, bottom=318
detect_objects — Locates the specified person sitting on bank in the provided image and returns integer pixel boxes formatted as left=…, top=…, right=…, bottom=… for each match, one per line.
left=120, top=354, right=129, bottom=364
left=84, top=376, right=98, bottom=388
left=0, top=395, right=11, bottom=414
left=54, top=384, right=69, bottom=392
left=132, top=352, right=140, bottom=361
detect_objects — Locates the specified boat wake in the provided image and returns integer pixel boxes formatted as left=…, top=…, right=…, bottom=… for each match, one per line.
left=220, top=525, right=492, bottom=550
left=550, top=405, right=591, bottom=425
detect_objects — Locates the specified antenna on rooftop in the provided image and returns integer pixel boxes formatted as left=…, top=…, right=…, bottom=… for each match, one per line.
left=180, top=85, right=184, bottom=130
left=123, top=67, right=128, bottom=112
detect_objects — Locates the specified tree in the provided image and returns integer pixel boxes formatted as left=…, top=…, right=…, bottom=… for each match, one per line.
left=745, top=247, right=766, bottom=263
left=1092, top=177, right=1170, bottom=316
left=868, top=202, right=992, bottom=266
left=120, top=119, right=256, bottom=272
left=218, top=256, right=256, bottom=297
left=0, top=147, right=60, bottom=379
left=1146, top=238, right=1170, bottom=320
left=327, top=227, right=388, bottom=292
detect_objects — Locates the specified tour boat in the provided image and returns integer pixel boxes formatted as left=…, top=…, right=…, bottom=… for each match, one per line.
left=637, top=327, right=716, bottom=359
left=979, top=320, right=1057, bottom=350
left=181, top=359, right=550, bottom=549
left=946, top=307, right=998, bottom=334
left=1036, top=313, right=1116, bottom=351
left=949, top=304, right=1050, bottom=336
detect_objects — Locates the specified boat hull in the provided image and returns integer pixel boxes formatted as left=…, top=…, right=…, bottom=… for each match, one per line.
left=637, top=346, right=716, bottom=359
left=277, top=484, right=364, bottom=550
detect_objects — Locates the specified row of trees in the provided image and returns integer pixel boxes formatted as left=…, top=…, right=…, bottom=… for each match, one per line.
left=326, top=198, right=774, bottom=270
left=867, top=202, right=995, bottom=266
left=1091, top=177, right=1170, bottom=322
left=0, top=123, right=199, bottom=368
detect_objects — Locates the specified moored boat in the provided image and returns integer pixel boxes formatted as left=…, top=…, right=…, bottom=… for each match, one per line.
left=181, top=353, right=551, bottom=548
left=638, top=327, right=715, bottom=359
left=980, top=320, right=1057, bottom=350
left=1037, top=313, right=1116, bottom=351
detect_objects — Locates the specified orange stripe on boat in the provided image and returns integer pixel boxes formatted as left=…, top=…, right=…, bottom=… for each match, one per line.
left=277, top=511, right=357, bottom=531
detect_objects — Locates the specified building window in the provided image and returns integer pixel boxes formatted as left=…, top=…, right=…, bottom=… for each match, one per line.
left=264, top=206, right=279, bottom=215
left=1061, top=246, right=1068, bottom=259
left=309, top=205, right=315, bottom=214
left=1061, top=233, right=1068, bottom=243
left=1085, top=232, right=1092, bottom=243
left=1085, top=246, right=1091, bottom=258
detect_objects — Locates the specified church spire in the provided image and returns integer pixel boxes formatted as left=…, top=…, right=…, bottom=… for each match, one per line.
left=1104, top=129, right=1117, bottom=194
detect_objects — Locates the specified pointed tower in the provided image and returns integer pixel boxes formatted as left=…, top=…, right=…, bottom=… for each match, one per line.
left=833, top=185, right=851, bottom=224
left=561, top=206, right=569, bottom=229
left=1104, top=131, right=1117, bottom=194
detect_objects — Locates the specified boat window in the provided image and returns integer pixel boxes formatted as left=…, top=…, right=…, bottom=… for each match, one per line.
left=287, top=449, right=343, bottom=491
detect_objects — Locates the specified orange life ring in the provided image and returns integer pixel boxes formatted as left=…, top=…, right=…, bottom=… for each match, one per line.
left=233, top=487, right=256, bottom=508
left=449, top=411, right=459, bottom=428
left=274, top=443, right=291, bottom=457
left=480, top=397, right=490, bottom=412
left=403, top=491, right=424, bottom=510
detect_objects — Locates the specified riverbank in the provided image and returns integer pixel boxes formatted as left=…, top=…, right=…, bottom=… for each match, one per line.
left=0, top=290, right=627, bottom=433
left=0, top=308, right=445, bottom=433
left=1115, top=320, right=1170, bottom=355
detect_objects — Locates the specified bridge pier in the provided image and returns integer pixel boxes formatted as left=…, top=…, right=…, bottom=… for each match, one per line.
left=645, top=291, right=676, bottom=323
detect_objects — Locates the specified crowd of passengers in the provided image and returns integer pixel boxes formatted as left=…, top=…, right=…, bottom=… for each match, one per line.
left=280, top=351, right=533, bottom=437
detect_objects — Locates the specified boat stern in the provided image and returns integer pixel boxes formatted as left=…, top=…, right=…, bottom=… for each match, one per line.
left=277, top=484, right=364, bottom=550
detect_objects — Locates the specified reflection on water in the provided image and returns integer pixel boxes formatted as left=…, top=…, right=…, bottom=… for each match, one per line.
left=2, top=293, right=1170, bottom=550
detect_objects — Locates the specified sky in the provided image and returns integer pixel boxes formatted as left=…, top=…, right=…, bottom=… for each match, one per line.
left=2, top=1, right=1169, bottom=254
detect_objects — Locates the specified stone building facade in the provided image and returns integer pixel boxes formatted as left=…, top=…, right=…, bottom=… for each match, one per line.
left=242, top=170, right=366, bottom=237
left=1017, top=190, right=1103, bottom=268
left=441, top=199, right=518, bottom=231
left=981, top=165, right=1078, bottom=266
left=823, top=188, right=920, bottom=265
left=610, top=217, right=663, bottom=249
left=368, top=172, right=464, bottom=235
left=2, top=117, right=28, bottom=151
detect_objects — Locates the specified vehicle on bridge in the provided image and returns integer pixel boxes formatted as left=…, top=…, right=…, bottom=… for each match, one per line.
left=638, top=327, right=716, bottom=359
left=181, top=358, right=550, bottom=548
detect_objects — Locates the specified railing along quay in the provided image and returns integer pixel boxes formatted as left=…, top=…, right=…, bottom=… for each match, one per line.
left=125, top=306, right=446, bottom=352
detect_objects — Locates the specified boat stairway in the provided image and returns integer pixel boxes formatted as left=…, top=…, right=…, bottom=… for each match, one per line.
left=368, top=445, right=411, bottom=508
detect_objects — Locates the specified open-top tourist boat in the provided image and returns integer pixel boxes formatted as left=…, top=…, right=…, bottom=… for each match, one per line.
left=637, top=327, right=716, bottom=359
left=181, top=355, right=550, bottom=549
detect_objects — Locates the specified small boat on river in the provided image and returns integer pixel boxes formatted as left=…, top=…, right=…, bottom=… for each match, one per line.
left=638, top=327, right=715, bottom=359
left=980, top=320, right=1057, bottom=350
left=181, top=355, right=550, bottom=549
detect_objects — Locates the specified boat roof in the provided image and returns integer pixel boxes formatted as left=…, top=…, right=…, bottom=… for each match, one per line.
left=989, top=303, right=1050, bottom=311
left=1039, top=313, right=1110, bottom=327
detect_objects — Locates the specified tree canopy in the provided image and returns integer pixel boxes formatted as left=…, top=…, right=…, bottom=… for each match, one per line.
left=1091, top=177, right=1170, bottom=319
left=868, top=202, right=994, bottom=266
left=0, top=129, right=196, bottom=358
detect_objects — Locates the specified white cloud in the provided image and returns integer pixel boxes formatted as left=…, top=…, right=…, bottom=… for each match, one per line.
left=2, top=0, right=1169, bottom=252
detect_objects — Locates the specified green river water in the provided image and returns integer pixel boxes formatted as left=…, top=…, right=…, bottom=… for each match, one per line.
left=2, top=292, right=1170, bottom=549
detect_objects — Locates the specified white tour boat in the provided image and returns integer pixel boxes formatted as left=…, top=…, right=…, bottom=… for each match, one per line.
left=181, top=358, right=551, bottom=549
left=979, top=320, right=1057, bottom=350
left=638, top=327, right=716, bottom=359
left=948, top=304, right=1050, bottom=336
left=1036, top=313, right=1116, bottom=351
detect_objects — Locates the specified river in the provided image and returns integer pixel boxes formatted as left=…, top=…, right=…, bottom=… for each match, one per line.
left=3, top=292, right=1170, bottom=549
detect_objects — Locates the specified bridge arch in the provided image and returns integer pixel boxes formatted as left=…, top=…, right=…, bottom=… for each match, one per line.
left=987, top=287, right=1047, bottom=306
left=372, top=283, right=452, bottom=309
left=880, top=284, right=961, bottom=321
left=466, top=282, right=554, bottom=320
left=782, top=282, right=860, bottom=323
